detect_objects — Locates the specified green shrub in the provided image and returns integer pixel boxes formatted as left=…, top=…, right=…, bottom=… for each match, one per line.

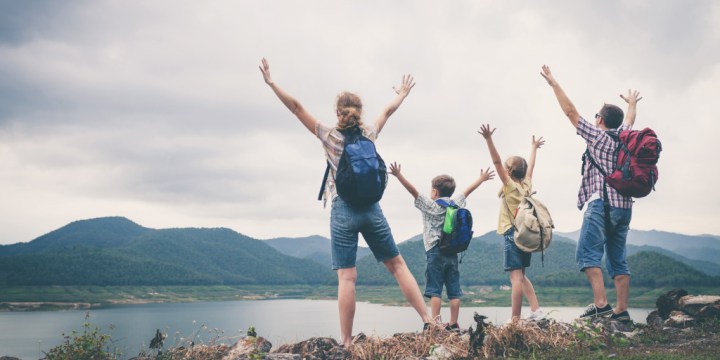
left=44, top=312, right=120, bottom=360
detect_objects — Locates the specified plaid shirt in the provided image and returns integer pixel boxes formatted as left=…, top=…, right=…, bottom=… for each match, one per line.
left=576, top=117, right=633, bottom=210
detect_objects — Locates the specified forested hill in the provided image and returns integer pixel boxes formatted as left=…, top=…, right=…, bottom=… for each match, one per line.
left=0, top=217, right=716, bottom=287
left=0, top=217, right=334, bottom=286
left=355, top=231, right=720, bottom=287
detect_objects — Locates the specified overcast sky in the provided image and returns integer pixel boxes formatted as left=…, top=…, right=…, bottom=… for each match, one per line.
left=0, top=0, right=718, bottom=245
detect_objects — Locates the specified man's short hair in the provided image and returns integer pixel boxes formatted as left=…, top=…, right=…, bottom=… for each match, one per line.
left=432, top=175, right=456, bottom=197
left=600, top=104, right=624, bottom=129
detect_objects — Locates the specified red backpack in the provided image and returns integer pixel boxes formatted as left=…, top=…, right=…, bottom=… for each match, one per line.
left=585, top=128, right=662, bottom=198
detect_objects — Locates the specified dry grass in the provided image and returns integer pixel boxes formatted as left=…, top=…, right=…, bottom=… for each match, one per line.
left=349, top=323, right=469, bottom=360
left=155, top=344, right=230, bottom=360
left=349, top=317, right=585, bottom=359
left=482, top=319, right=577, bottom=358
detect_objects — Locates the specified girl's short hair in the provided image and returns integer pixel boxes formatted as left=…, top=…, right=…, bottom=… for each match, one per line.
left=432, top=175, right=456, bottom=197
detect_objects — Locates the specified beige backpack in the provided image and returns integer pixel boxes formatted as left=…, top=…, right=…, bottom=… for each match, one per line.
left=504, top=188, right=554, bottom=255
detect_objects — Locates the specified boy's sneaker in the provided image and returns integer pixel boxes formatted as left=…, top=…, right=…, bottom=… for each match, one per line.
left=579, top=303, right=614, bottom=319
left=526, top=308, right=545, bottom=321
left=610, top=311, right=632, bottom=322
left=444, top=323, right=460, bottom=331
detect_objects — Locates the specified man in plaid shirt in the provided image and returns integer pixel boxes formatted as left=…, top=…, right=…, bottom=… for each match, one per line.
left=541, top=65, right=642, bottom=323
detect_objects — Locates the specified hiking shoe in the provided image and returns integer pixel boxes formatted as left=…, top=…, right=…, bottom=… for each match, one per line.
left=526, top=308, right=545, bottom=321
left=610, top=311, right=632, bottom=322
left=444, top=322, right=460, bottom=331
left=579, top=303, right=613, bottom=319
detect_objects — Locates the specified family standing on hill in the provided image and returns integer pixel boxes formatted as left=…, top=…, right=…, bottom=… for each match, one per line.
left=260, top=58, right=647, bottom=347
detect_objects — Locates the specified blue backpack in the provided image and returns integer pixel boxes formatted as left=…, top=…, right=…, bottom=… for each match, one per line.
left=435, top=199, right=474, bottom=256
left=318, top=128, right=388, bottom=207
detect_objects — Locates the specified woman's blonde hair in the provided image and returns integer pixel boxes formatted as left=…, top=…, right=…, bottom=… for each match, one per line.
left=336, top=92, right=363, bottom=131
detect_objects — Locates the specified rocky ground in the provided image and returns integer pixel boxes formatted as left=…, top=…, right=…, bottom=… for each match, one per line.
left=120, top=289, right=720, bottom=359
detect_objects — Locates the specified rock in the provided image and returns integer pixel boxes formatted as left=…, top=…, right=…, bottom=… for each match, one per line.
left=646, top=310, right=663, bottom=329
left=352, top=332, right=367, bottom=344
left=608, top=319, right=633, bottom=334
left=273, top=337, right=344, bottom=359
left=656, top=289, right=688, bottom=319
left=258, top=338, right=273, bottom=353
left=696, top=304, right=720, bottom=321
left=428, top=345, right=452, bottom=360
left=327, top=346, right=351, bottom=360
left=664, top=311, right=696, bottom=328
left=1, top=357, right=22, bottom=360
left=678, top=295, right=720, bottom=316
left=266, top=354, right=301, bottom=360
left=223, top=336, right=272, bottom=360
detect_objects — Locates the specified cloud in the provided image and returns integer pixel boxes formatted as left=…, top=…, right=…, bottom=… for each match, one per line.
left=0, top=0, right=717, bottom=244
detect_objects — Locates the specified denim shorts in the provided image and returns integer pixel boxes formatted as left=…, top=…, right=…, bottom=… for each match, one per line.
left=576, top=199, right=632, bottom=278
left=424, top=245, right=462, bottom=299
left=503, top=228, right=531, bottom=271
left=330, top=196, right=400, bottom=270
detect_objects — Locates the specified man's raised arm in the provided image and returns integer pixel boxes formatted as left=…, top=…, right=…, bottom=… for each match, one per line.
left=620, top=89, right=642, bottom=128
left=540, top=65, right=581, bottom=128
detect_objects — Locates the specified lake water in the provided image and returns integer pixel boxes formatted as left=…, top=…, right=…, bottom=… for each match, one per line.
left=0, top=300, right=652, bottom=359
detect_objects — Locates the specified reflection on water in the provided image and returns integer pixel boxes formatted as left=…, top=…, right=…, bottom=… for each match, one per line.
left=0, top=300, right=652, bottom=359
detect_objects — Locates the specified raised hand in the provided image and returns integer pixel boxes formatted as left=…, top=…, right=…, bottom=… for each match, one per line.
left=478, top=124, right=496, bottom=140
left=259, top=58, right=273, bottom=85
left=389, top=162, right=402, bottom=177
left=532, top=135, right=546, bottom=149
left=479, top=167, right=496, bottom=182
left=392, top=74, right=416, bottom=97
left=540, top=65, right=557, bottom=86
left=620, top=89, right=642, bottom=105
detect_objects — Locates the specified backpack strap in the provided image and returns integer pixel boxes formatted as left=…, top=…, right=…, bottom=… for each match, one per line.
left=318, top=127, right=362, bottom=202
left=501, top=184, right=533, bottom=230
left=435, top=199, right=457, bottom=208
left=339, top=126, right=362, bottom=143
left=583, top=149, right=613, bottom=236
left=317, top=160, right=331, bottom=201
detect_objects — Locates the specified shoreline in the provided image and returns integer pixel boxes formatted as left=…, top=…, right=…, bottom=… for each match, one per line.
left=0, top=301, right=94, bottom=312
left=2, top=284, right=718, bottom=312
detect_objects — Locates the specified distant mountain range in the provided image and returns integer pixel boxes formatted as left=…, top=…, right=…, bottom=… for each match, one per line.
left=556, top=229, right=720, bottom=252
left=0, top=217, right=333, bottom=286
left=352, top=232, right=719, bottom=287
left=265, top=236, right=371, bottom=267
left=0, top=217, right=718, bottom=287
left=556, top=230, right=720, bottom=275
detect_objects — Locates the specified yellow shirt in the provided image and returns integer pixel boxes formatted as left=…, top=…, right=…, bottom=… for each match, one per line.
left=497, top=179, right=532, bottom=235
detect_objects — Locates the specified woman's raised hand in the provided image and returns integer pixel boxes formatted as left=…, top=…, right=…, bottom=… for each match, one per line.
left=392, top=74, right=416, bottom=97
left=259, top=58, right=273, bottom=85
